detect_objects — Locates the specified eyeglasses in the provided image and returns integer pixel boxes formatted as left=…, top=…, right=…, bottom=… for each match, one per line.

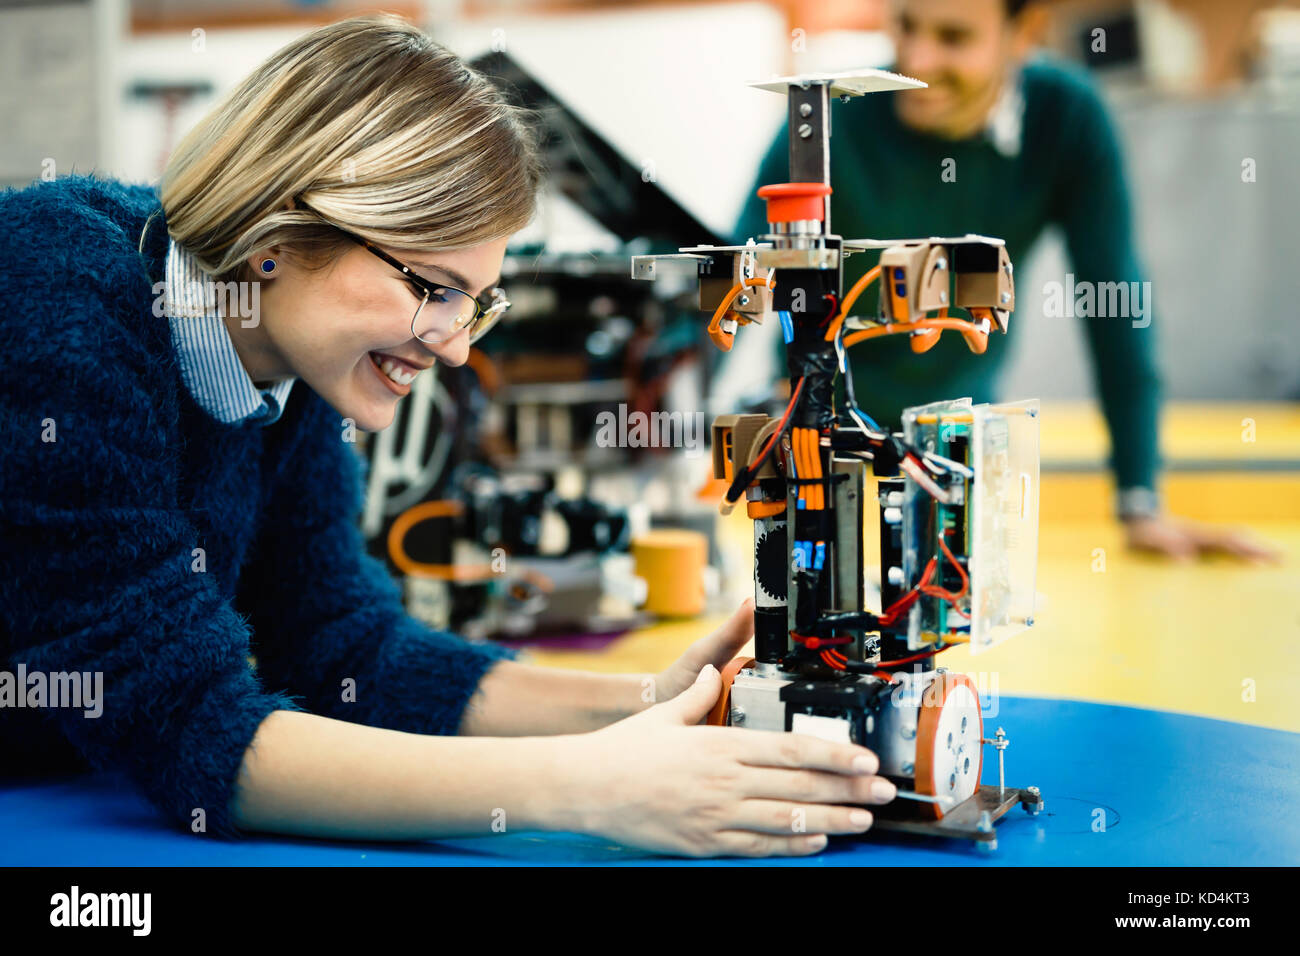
left=294, top=199, right=510, bottom=345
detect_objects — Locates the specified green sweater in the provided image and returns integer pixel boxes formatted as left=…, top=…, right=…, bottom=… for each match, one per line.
left=735, top=58, right=1160, bottom=495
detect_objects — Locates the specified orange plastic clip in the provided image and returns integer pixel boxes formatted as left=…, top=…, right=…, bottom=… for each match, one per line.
left=707, top=655, right=758, bottom=726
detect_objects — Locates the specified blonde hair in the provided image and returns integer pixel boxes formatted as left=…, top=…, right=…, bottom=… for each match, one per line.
left=160, top=14, right=542, bottom=282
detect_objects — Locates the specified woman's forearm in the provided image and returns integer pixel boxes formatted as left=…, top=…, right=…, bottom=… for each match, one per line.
left=230, top=709, right=584, bottom=840
left=458, top=659, right=655, bottom=736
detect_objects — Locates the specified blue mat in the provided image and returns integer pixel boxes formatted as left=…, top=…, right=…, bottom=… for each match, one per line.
left=2, top=697, right=1297, bottom=865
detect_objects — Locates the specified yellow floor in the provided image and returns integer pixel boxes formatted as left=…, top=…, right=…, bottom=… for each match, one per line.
left=1039, top=401, right=1300, bottom=469
left=522, top=402, right=1300, bottom=733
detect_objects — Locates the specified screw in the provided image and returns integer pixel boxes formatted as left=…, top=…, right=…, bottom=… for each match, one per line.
left=1000, top=291, right=1011, bottom=304
left=730, top=705, right=746, bottom=725
left=798, top=123, right=813, bottom=139
left=981, top=728, right=1009, bottom=796
left=902, top=761, right=914, bottom=775
left=799, top=103, right=812, bottom=117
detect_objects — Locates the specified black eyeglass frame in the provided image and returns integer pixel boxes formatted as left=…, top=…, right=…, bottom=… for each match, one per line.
left=293, top=197, right=509, bottom=344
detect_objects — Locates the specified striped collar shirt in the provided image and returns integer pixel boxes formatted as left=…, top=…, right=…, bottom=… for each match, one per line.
left=163, top=239, right=296, bottom=426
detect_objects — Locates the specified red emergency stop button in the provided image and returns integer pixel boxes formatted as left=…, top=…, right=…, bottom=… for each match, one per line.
left=757, top=182, right=832, bottom=223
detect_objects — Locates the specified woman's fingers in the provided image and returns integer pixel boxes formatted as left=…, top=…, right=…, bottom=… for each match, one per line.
left=705, top=830, right=830, bottom=858
left=657, top=600, right=756, bottom=702
left=731, top=727, right=880, bottom=776
left=693, top=598, right=756, bottom=665
left=736, top=763, right=897, bottom=805
left=724, top=799, right=874, bottom=836
left=1190, top=524, right=1282, bottom=563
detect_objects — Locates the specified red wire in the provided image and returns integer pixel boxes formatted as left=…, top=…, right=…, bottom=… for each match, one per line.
left=724, top=377, right=805, bottom=506
left=792, top=632, right=853, bottom=648
left=819, top=293, right=839, bottom=327
left=877, top=645, right=952, bottom=668
left=921, top=531, right=970, bottom=618
left=750, top=377, right=805, bottom=471
left=879, top=558, right=937, bottom=626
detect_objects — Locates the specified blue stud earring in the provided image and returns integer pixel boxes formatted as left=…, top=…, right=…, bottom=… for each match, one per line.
left=259, top=257, right=277, bottom=277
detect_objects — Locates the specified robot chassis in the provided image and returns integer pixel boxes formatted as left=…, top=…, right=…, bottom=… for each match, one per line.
left=633, top=69, right=1044, bottom=850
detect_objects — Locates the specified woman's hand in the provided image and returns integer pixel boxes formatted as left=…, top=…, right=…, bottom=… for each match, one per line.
left=652, top=598, right=757, bottom=704
left=555, top=664, right=897, bottom=858
left=1123, top=514, right=1281, bottom=563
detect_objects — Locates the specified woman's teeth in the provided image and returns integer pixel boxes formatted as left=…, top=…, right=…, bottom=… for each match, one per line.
left=372, top=353, right=419, bottom=386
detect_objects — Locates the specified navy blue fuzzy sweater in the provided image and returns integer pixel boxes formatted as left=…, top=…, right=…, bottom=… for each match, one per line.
left=0, top=175, right=516, bottom=837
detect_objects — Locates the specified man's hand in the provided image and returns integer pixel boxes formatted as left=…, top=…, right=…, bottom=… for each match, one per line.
left=1123, top=514, right=1281, bottom=563
left=652, top=598, right=756, bottom=705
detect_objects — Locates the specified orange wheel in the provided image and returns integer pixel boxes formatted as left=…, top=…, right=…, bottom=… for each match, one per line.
left=914, top=672, right=983, bottom=819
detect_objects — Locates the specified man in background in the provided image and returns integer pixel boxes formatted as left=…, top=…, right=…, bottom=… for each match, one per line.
left=736, top=0, right=1274, bottom=560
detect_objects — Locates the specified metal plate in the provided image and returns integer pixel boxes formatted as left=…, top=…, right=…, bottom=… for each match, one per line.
left=729, top=670, right=793, bottom=732
left=630, top=253, right=709, bottom=280
left=842, top=234, right=1006, bottom=251
left=872, top=785, right=1042, bottom=848
left=748, top=68, right=926, bottom=97
left=753, top=247, right=838, bottom=270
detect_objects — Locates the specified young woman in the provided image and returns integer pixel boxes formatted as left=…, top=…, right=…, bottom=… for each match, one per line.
left=0, top=15, right=894, bottom=858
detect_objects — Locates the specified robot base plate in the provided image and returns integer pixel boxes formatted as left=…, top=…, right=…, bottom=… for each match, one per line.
left=870, top=785, right=1044, bottom=851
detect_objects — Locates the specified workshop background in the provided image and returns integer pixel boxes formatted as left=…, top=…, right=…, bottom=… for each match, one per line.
left=4, top=0, right=1298, bottom=737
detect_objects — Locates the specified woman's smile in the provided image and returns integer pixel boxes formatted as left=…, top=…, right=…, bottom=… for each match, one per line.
left=367, top=350, right=426, bottom=392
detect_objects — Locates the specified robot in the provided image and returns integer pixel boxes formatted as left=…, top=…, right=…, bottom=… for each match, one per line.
left=633, top=68, right=1043, bottom=849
